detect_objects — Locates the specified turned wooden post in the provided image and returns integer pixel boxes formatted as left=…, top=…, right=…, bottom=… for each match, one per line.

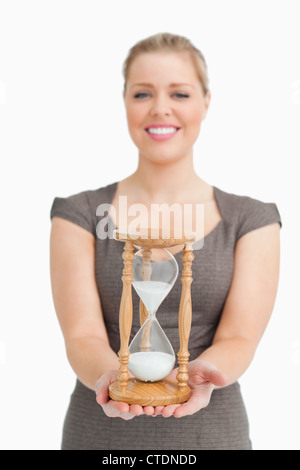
left=139, top=248, right=152, bottom=326
left=177, top=243, right=194, bottom=390
left=139, top=248, right=152, bottom=351
left=118, top=240, right=134, bottom=392
left=139, top=300, right=148, bottom=327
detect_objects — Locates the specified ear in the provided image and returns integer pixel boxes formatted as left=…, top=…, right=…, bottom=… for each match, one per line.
left=202, top=90, right=211, bottom=120
left=122, top=89, right=126, bottom=101
left=204, top=90, right=211, bottom=109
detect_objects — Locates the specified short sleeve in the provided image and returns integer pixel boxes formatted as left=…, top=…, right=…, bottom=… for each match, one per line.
left=50, top=191, right=96, bottom=236
left=236, top=198, right=282, bottom=241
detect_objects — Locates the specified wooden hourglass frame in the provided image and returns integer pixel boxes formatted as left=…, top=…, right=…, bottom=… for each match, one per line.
left=109, top=229, right=196, bottom=406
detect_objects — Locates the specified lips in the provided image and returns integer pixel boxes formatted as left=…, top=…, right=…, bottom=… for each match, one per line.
left=145, top=123, right=181, bottom=130
left=144, top=123, right=181, bottom=142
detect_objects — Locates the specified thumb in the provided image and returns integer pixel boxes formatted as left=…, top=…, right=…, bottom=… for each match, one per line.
left=208, top=368, right=228, bottom=387
left=95, top=370, right=118, bottom=405
left=190, top=359, right=228, bottom=387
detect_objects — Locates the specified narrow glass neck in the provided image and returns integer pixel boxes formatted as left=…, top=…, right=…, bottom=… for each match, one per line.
left=148, top=310, right=157, bottom=319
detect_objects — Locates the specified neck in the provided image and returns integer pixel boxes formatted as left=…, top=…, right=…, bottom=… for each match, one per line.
left=126, top=151, right=205, bottom=203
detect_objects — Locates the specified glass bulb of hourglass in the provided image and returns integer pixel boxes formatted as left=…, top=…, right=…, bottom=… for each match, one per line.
left=128, top=248, right=178, bottom=382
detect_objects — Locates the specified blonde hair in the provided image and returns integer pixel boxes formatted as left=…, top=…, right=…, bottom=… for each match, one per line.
left=122, top=32, right=209, bottom=95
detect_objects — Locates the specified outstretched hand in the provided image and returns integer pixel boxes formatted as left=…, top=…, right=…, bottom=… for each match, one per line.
left=95, top=371, right=157, bottom=420
left=95, top=359, right=227, bottom=420
left=156, top=359, right=228, bottom=418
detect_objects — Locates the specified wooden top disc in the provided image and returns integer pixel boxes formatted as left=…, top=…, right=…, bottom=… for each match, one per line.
left=113, top=228, right=196, bottom=248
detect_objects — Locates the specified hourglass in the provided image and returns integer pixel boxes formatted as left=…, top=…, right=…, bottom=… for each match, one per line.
left=128, top=247, right=177, bottom=382
left=109, top=229, right=196, bottom=406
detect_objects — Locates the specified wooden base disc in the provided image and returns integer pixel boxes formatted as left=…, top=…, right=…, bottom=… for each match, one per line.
left=109, top=378, right=190, bottom=406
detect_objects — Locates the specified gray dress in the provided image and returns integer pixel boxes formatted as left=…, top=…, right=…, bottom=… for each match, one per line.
left=50, top=181, right=282, bottom=450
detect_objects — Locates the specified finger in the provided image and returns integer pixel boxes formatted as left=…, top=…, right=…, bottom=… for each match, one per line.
left=173, top=387, right=211, bottom=418
left=153, top=406, right=164, bottom=416
left=95, top=371, right=118, bottom=405
left=143, top=406, right=155, bottom=416
left=173, top=402, right=197, bottom=418
left=101, top=402, right=122, bottom=418
left=111, top=400, right=131, bottom=415
left=151, top=405, right=165, bottom=417
left=192, top=370, right=227, bottom=388
left=106, top=408, right=136, bottom=421
left=96, top=387, right=109, bottom=405
left=120, top=412, right=137, bottom=421
left=129, top=404, right=144, bottom=416
left=190, top=360, right=227, bottom=387
left=209, top=369, right=228, bottom=387
left=95, top=370, right=118, bottom=394
left=174, top=403, right=193, bottom=418
left=161, top=404, right=181, bottom=418
left=102, top=400, right=132, bottom=419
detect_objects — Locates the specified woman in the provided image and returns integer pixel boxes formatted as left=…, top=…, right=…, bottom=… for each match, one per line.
left=50, top=32, right=282, bottom=450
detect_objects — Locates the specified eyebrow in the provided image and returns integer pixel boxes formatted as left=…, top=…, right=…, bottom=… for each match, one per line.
left=131, top=82, right=195, bottom=89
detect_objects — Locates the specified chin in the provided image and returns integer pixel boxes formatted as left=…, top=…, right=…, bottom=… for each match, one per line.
left=143, top=151, right=184, bottom=165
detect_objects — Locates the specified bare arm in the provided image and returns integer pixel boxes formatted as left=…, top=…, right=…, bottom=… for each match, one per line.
left=199, top=222, right=281, bottom=385
left=159, top=222, right=281, bottom=418
left=50, top=218, right=158, bottom=419
left=50, top=217, right=119, bottom=390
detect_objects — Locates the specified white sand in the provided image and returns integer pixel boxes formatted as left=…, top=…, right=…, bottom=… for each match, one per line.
left=133, top=281, right=171, bottom=314
left=128, top=351, right=175, bottom=382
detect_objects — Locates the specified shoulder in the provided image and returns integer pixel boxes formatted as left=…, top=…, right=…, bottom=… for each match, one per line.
left=214, top=186, right=282, bottom=241
left=50, top=181, right=118, bottom=236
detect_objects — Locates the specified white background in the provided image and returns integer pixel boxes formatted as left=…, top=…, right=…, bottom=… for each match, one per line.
left=0, top=0, right=299, bottom=450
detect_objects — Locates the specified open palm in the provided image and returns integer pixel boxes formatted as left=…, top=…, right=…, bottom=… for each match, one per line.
left=153, top=359, right=227, bottom=418
left=96, top=359, right=227, bottom=419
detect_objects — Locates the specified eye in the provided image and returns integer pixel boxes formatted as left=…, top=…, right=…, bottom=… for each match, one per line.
left=134, top=93, right=150, bottom=99
left=173, top=93, right=189, bottom=99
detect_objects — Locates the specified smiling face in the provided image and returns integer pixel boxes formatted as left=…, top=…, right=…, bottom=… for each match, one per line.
left=123, top=51, right=211, bottom=164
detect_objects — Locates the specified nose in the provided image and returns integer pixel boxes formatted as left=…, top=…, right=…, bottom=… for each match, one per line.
left=149, top=93, right=171, bottom=117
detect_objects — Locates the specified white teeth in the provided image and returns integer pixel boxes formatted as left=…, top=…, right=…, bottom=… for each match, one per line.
left=147, top=127, right=178, bottom=135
